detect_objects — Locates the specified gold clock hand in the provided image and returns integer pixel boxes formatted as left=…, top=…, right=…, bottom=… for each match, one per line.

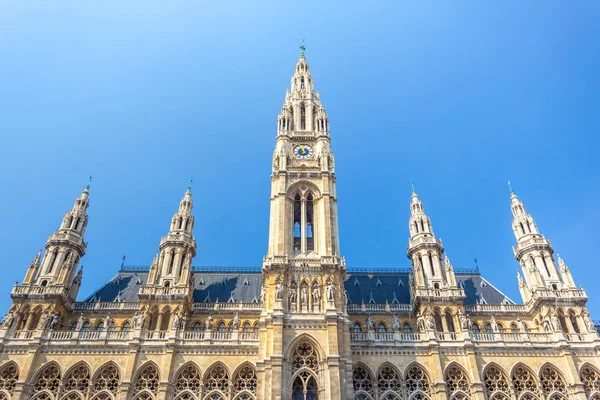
left=300, top=145, right=306, bottom=155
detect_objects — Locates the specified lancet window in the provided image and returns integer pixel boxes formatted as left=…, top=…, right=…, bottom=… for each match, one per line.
left=203, top=364, right=229, bottom=399
left=232, top=364, right=257, bottom=398
left=540, top=365, right=567, bottom=399
left=291, top=191, right=316, bottom=254
left=445, top=366, right=471, bottom=400
left=132, top=364, right=159, bottom=398
left=175, top=363, right=201, bottom=398
left=0, top=364, right=18, bottom=397
left=300, top=106, right=306, bottom=129
left=511, top=365, right=540, bottom=400
left=63, top=364, right=91, bottom=398
left=405, top=364, right=431, bottom=400
left=32, top=364, right=61, bottom=399
left=483, top=365, right=510, bottom=400
left=377, top=365, right=402, bottom=397
left=91, top=363, right=120, bottom=398
left=580, top=365, right=600, bottom=400
left=352, top=365, right=374, bottom=399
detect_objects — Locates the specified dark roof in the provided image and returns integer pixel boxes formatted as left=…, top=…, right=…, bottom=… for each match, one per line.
left=82, top=266, right=514, bottom=305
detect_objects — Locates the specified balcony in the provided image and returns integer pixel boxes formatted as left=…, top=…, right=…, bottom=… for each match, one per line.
left=193, top=302, right=262, bottom=313
left=73, top=302, right=140, bottom=312
left=347, top=304, right=412, bottom=314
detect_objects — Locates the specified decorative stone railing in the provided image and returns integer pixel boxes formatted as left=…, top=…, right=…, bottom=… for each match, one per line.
left=193, top=302, right=262, bottom=313
left=513, top=236, right=551, bottom=255
left=178, top=331, right=259, bottom=342
left=139, top=286, right=189, bottom=296
left=531, top=289, right=587, bottom=301
left=350, top=332, right=423, bottom=342
left=407, top=236, right=443, bottom=253
left=159, top=232, right=196, bottom=247
left=347, top=304, right=412, bottom=314
left=11, top=285, right=66, bottom=296
left=73, top=302, right=140, bottom=311
left=413, top=288, right=465, bottom=300
left=464, top=304, right=527, bottom=313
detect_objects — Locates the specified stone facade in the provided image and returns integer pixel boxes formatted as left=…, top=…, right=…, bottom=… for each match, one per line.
left=0, top=47, right=599, bottom=400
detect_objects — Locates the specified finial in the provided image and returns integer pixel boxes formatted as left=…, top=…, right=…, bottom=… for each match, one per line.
left=300, top=39, right=305, bottom=58
left=85, top=175, right=92, bottom=191
left=187, top=179, right=193, bottom=193
left=508, top=180, right=513, bottom=194
left=410, top=180, right=416, bottom=194
left=121, top=255, right=126, bottom=268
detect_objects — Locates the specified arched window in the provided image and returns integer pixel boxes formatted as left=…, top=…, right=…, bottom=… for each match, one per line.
left=446, top=365, right=471, bottom=399
left=472, top=324, right=480, bottom=334
left=254, top=323, right=260, bottom=332
left=378, top=323, right=387, bottom=333
left=580, top=365, right=600, bottom=400
left=486, top=324, right=494, bottom=334
left=414, top=221, right=419, bottom=233
left=353, top=323, right=362, bottom=333
left=193, top=322, right=202, bottom=332
left=293, top=193, right=302, bottom=251
left=428, top=253, right=435, bottom=276
left=97, top=322, right=104, bottom=331
left=569, top=312, right=580, bottom=334
left=300, top=77, right=305, bottom=89
left=526, top=220, right=532, bottom=233
left=82, top=322, right=89, bottom=331
left=520, top=222, right=526, bottom=235
left=204, top=364, right=229, bottom=399
left=31, top=363, right=61, bottom=398
left=122, top=322, right=131, bottom=331
left=434, top=311, right=443, bottom=332
left=405, top=364, right=431, bottom=399
left=377, top=364, right=402, bottom=397
left=291, top=341, right=319, bottom=400
left=243, top=322, right=251, bottom=332
left=174, top=363, right=201, bottom=398
left=403, top=323, right=412, bottom=333
left=510, top=323, right=519, bottom=333
left=300, top=105, right=306, bottom=130
left=353, top=365, right=374, bottom=399
left=540, top=365, right=567, bottom=398
left=47, top=249, right=58, bottom=274
left=168, top=250, right=175, bottom=275
left=218, top=322, right=226, bottom=332
left=63, top=363, right=91, bottom=399
left=445, top=311, right=455, bottom=333
left=132, top=364, right=159, bottom=398
left=232, top=364, right=257, bottom=398
left=160, top=308, right=171, bottom=331
left=541, top=255, right=551, bottom=276
left=0, top=364, right=18, bottom=396
left=511, top=365, right=540, bottom=399
left=483, top=365, right=510, bottom=400
left=92, top=363, right=120, bottom=398
left=306, top=194, right=314, bottom=252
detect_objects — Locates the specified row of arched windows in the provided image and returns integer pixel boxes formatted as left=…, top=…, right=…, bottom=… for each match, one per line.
left=353, top=362, right=600, bottom=400
left=0, top=360, right=257, bottom=400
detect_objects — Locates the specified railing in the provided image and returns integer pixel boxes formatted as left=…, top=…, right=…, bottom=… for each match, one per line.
left=531, top=289, right=587, bottom=300
left=9, top=330, right=34, bottom=339
left=239, top=332, right=259, bottom=341
left=401, top=332, right=422, bottom=341
left=413, top=288, right=465, bottom=299
left=527, top=333, right=552, bottom=343
left=471, top=333, right=496, bottom=342
left=144, top=331, right=167, bottom=339
left=514, top=237, right=551, bottom=254
left=73, top=302, right=140, bottom=311
left=11, top=285, right=65, bottom=296
left=211, top=332, right=232, bottom=341
left=347, top=304, right=412, bottom=313
left=192, top=303, right=262, bottom=312
left=464, top=304, right=527, bottom=313
left=435, top=332, right=459, bottom=341
left=139, top=287, right=189, bottom=296
left=566, top=333, right=586, bottom=342
left=407, top=236, right=443, bottom=250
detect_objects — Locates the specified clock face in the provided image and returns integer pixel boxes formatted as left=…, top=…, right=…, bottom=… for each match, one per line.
left=293, top=144, right=314, bottom=159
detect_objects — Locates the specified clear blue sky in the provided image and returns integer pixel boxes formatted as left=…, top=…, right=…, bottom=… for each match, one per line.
left=1, top=2, right=599, bottom=316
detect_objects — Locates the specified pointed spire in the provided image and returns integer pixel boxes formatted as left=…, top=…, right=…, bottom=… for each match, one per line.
left=444, top=255, right=453, bottom=271
left=300, top=39, right=306, bottom=58
left=31, top=249, right=42, bottom=267
left=557, top=254, right=567, bottom=270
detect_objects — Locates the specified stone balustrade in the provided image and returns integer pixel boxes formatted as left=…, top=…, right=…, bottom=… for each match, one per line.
left=347, top=303, right=412, bottom=314
left=192, top=302, right=262, bottom=313
left=513, top=236, right=551, bottom=255
left=464, top=304, right=527, bottom=313
left=73, top=302, right=140, bottom=311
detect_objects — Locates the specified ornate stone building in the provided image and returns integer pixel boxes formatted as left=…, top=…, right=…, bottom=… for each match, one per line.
left=1, top=47, right=599, bottom=400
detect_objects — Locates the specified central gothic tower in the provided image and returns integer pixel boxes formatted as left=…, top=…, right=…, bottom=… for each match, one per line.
left=259, top=45, right=352, bottom=400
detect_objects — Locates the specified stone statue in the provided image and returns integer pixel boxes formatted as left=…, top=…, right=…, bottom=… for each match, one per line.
left=517, top=318, right=527, bottom=333
left=426, top=315, right=435, bottom=331
left=490, top=315, right=498, bottom=332
left=458, top=309, right=470, bottom=330
left=259, top=286, right=265, bottom=304
left=343, top=290, right=349, bottom=306
left=289, top=287, right=297, bottom=304
left=416, top=313, right=426, bottom=333
left=50, top=312, right=60, bottom=330
left=366, top=315, right=375, bottom=332
left=2, top=312, right=14, bottom=330
left=542, top=317, right=552, bottom=333
left=312, top=286, right=321, bottom=304
left=583, top=312, right=595, bottom=333
left=62, top=252, right=74, bottom=269
left=205, top=315, right=214, bottom=331
left=39, top=312, right=51, bottom=330
left=551, top=313, right=562, bottom=332
left=300, top=287, right=308, bottom=305
left=172, top=313, right=181, bottom=330
left=76, top=313, right=85, bottom=331
left=392, top=315, right=400, bottom=332
left=180, top=314, right=187, bottom=331
left=104, top=314, right=112, bottom=329
left=326, top=280, right=335, bottom=301
left=134, top=312, right=145, bottom=330
left=275, top=282, right=283, bottom=301
left=232, top=313, right=240, bottom=330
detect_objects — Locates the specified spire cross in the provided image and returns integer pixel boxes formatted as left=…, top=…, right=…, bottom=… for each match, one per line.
left=187, top=179, right=193, bottom=192
left=508, top=180, right=513, bottom=194
left=300, top=39, right=306, bottom=58
left=410, top=180, right=415, bottom=194
left=86, top=175, right=92, bottom=191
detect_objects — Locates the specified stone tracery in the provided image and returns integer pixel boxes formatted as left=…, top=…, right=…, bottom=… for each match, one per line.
left=511, top=365, right=540, bottom=400
left=581, top=365, right=600, bottom=400
left=132, top=364, right=159, bottom=399
left=32, top=364, right=61, bottom=399
left=175, top=363, right=201, bottom=398
left=203, top=364, right=229, bottom=399
left=0, top=364, right=18, bottom=397
left=404, top=364, right=431, bottom=400
left=539, top=365, right=567, bottom=399
left=91, top=363, right=120, bottom=398
left=445, top=365, right=471, bottom=400
left=483, top=365, right=511, bottom=400
left=232, top=364, right=257, bottom=398
left=377, top=364, right=402, bottom=398
left=62, top=363, right=91, bottom=399
left=353, top=364, right=374, bottom=399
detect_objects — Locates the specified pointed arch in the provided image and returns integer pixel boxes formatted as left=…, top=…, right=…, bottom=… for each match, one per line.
left=132, top=388, right=156, bottom=400
left=285, top=333, right=325, bottom=363
left=31, top=362, right=62, bottom=398
left=286, top=181, right=322, bottom=200
left=445, top=363, right=472, bottom=400
left=352, top=362, right=375, bottom=399
left=174, top=390, right=198, bottom=400
left=404, top=362, right=431, bottom=400
left=31, top=389, right=57, bottom=400
left=173, top=361, right=201, bottom=397
left=376, top=362, right=402, bottom=396
left=91, top=362, right=120, bottom=397
left=510, top=363, right=540, bottom=400
left=0, top=362, right=19, bottom=396
left=482, top=363, right=511, bottom=400
left=131, top=362, right=160, bottom=398
left=203, top=362, right=230, bottom=400
left=89, top=390, right=116, bottom=400
left=539, top=363, right=567, bottom=398
left=60, top=392, right=84, bottom=400
left=62, top=361, right=91, bottom=397
left=580, top=363, right=600, bottom=400
left=231, top=362, right=257, bottom=398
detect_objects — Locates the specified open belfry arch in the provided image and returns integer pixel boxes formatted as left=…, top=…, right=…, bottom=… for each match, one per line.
left=0, top=44, right=599, bottom=400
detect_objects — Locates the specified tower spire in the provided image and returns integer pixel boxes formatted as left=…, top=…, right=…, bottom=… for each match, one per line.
left=300, top=39, right=305, bottom=58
